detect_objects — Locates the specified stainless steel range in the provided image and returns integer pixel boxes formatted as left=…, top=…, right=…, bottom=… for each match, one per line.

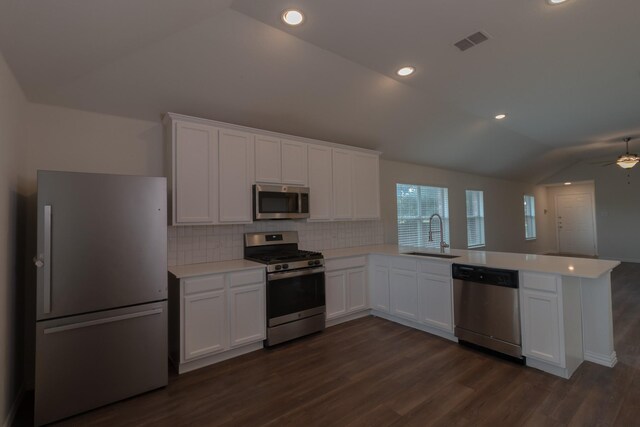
left=244, top=231, right=325, bottom=346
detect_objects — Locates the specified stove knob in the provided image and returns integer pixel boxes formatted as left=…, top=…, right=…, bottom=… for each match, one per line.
left=282, top=264, right=289, bottom=270
left=308, top=261, right=315, bottom=266
left=275, top=265, right=282, bottom=271
left=314, top=260, right=321, bottom=266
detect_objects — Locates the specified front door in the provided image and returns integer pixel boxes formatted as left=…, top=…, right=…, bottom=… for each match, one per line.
left=556, top=193, right=597, bottom=256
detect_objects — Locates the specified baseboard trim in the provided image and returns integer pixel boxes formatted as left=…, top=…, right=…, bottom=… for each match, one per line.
left=371, top=310, right=457, bottom=342
left=584, top=350, right=618, bottom=367
left=526, top=358, right=571, bottom=379
left=3, top=385, right=24, bottom=427
left=326, top=310, right=370, bottom=327
left=176, top=342, right=264, bottom=374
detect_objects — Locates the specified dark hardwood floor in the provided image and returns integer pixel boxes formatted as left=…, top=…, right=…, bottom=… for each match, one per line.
left=17, top=263, right=640, bottom=426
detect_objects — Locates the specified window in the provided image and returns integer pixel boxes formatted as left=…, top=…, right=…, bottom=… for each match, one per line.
left=524, top=195, right=536, bottom=240
left=466, top=190, right=485, bottom=248
left=396, top=184, right=449, bottom=248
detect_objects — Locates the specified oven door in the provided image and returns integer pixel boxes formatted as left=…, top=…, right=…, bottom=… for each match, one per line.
left=254, top=185, right=310, bottom=220
left=267, top=267, right=325, bottom=327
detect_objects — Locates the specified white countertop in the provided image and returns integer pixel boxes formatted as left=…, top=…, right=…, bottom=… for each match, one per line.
left=321, top=244, right=620, bottom=279
left=169, top=259, right=264, bottom=279
left=168, top=245, right=620, bottom=280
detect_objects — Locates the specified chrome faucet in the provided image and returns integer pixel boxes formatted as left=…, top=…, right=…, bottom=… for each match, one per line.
left=428, top=213, right=450, bottom=253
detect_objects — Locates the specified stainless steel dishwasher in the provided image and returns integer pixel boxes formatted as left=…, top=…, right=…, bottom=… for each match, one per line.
left=452, top=264, right=522, bottom=359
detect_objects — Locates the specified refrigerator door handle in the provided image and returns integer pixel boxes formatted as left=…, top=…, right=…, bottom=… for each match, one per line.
left=43, top=205, right=52, bottom=314
left=43, top=308, right=163, bottom=334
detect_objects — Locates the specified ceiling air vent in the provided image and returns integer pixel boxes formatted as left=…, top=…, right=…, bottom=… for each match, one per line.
left=454, top=31, right=490, bottom=51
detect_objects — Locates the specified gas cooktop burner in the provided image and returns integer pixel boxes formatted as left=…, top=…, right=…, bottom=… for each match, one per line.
left=244, top=232, right=324, bottom=273
left=248, top=250, right=322, bottom=264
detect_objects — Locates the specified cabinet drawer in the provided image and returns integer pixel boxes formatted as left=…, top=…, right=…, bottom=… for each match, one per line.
left=522, top=272, right=558, bottom=293
left=184, top=274, right=225, bottom=295
left=326, top=256, right=367, bottom=271
left=418, top=261, right=451, bottom=277
left=391, top=257, right=417, bottom=272
left=228, top=269, right=264, bottom=288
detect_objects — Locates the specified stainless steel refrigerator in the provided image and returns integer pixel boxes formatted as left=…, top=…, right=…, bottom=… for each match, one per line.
left=33, top=171, right=168, bottom=426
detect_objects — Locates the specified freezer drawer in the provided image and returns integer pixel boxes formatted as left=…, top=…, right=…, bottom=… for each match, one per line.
left=35, top=301, right=168, bottom=426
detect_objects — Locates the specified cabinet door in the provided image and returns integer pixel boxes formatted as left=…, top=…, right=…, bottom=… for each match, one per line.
left=522, top=289, right=562, bottom=365
left=307, top=145, right=333, bottom=220
left=390, top=269, right=418, bottom=321
left=352, top=153, right=380, bottom=219
left=325, top=271, right=347, bottom=319
left=174, top=122, right=218, bottom=224
left=418, top=274, right=453, bottom=331
left=281, top=139, right=308, bottom=186
left=183, top=290, right=226, bottom=361
left=228, top=284, right=266, bottom=348
left=372, top=265, right=390, bottom=313
left=254, top=135, right=281, bottom=183
left=218, top=129, right=255, bottom=223
left=347, top=268, right=367, bottom=312
left=332, top=149, right=353, bottom=220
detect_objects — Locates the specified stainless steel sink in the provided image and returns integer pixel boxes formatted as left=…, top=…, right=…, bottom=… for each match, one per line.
left=403, top=251, right=460, bottom=259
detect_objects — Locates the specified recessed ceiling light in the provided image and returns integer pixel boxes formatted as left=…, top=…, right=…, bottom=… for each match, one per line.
left=564, top=182, right=572, bottom=185
left=282, top=9, right=304, bottom=26
left=494, top=114, right=507, bottom=120
left=547, top=0, right=568, bottom=5
left=396, top=66, right=415, bottom=77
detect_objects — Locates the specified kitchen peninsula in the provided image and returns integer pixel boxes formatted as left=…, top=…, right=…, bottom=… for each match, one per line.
left=321, top=245, right=619, bottom=379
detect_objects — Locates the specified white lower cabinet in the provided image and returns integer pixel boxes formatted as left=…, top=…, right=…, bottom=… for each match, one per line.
left=418, top=273, right=453, bottom=332
left=520, top=271, right=583, bottom=378
left=371, top=265, right=390, bottom=313
left=169, top=268, right=266, bottom=373
left=228, top=283, right=266, bottom=348
left=183, top=290, right=227, bottom=360
left=390, top=268, right=419, bottom=321
left=325, top=257, right=369, bottom=321
left=325, top=271, right=347, bottom=319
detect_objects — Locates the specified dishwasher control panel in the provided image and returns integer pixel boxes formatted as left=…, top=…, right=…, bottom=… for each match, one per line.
left=452, top=264, right=519, bottom=288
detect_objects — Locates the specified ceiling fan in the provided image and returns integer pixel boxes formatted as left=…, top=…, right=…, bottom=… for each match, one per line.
left=595, top=137, right=639, bottom=169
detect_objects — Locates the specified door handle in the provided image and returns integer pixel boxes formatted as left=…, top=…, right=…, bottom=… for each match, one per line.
left=43, top=205, right=52, bottom=314
left=43, top=308, right=163, bottom=334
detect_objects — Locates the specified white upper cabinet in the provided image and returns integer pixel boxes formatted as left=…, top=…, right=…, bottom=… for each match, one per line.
left=218, top=129, right=254, bottom=223
left=307, top=145, right=333, bottom=221
left=254, top=135, right=281, bottom=184
left=332, top=149, right=354, bottom=220
left=281, top=139, right=308, bottom=186
left=172, top=121, right=218, bottom=225
left=352, top=152, right=380, bottom=219
left=165, top=113, right=379, bottom=224
left=255, top=137, right=308, bottom=186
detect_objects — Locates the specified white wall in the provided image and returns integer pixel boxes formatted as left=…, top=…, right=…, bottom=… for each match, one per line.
left=24, top=103, right=164, bottom=193
left=543, top=182, right=596, bottom=254
left=0, top=50, right=27, bottom=426
left=542, top=162, right=640, bottom=262
left=380, top=159, right=553, bottom=254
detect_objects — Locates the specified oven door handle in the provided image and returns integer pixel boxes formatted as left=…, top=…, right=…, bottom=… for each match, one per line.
left=268, top=267, right=325, bottom=281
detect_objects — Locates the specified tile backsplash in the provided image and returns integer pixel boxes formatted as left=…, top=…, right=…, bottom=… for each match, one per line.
left=168, top=220, right=384, bottom=266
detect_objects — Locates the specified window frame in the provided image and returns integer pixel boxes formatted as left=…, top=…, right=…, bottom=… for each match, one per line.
left=396, top=183, right=450, bottom=249
left=524, top=194, right=537, bottom=240
left=465, top=189, right=486, bottom=249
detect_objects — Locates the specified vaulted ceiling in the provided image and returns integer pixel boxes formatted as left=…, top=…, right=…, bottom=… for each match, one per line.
left=1, top=0, right=639, bottom=182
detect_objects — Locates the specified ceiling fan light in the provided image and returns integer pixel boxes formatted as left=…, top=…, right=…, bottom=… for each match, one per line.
left=617, top=155, right=639, bottom=169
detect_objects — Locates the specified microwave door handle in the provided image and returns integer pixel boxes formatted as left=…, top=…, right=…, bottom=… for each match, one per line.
left=298, top=192, right=302, bottom=214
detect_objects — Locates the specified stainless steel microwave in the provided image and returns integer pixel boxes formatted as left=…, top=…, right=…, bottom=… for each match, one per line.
left=253, top=184, right=310, bottom=220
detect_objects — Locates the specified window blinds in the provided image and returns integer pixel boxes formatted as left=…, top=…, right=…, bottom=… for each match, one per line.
left=524, top=195, right=536, bottom=239
left=465, top=190, right=485, bottom=248
left=396, top=184, right=449, bottom=249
